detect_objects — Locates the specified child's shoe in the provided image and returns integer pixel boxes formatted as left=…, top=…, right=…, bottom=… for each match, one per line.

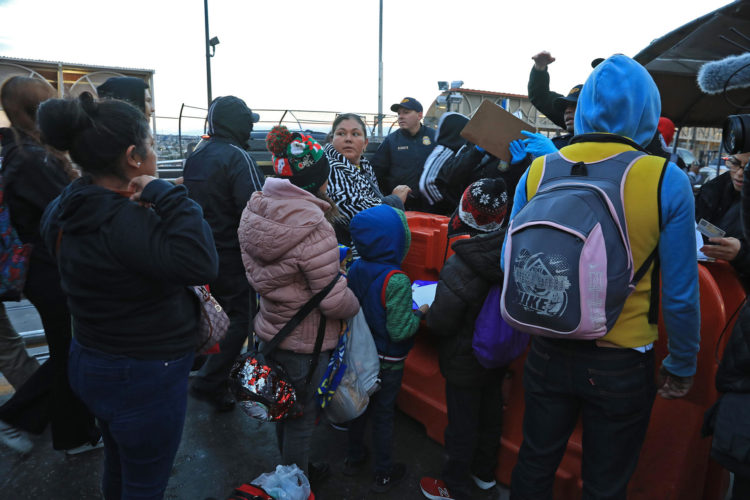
left=470, top=473, right=497, bottom=490
left=371, top=462, right=406, bottom=493
left=420, top=477, right=455, bottom=499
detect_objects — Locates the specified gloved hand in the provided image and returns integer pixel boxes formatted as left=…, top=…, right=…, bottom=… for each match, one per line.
left=521, top=130, right=558, bottom=157
left=656, top=363, right=694, bottom=399
left=475, top=145, right=486, bottom=154
left=509, top=139, right=528, bottom=164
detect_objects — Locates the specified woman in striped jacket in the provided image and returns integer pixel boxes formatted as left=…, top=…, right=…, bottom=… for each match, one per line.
left=324, top=113, right=410, bottom=247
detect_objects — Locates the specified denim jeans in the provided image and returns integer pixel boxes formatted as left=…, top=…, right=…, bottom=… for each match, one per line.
left=69, top=338, right=194, bottom=500
left=443, top=373, right=506, bottom=500
left=348, top=367, right=404, bottom=475
left=510, top=337, right=656, bottom=500
left=273, top=348, right=331, bottom=476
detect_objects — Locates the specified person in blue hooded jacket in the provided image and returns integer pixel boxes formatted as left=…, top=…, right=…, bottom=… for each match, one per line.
left=344, top=204, right=428, bottom=493
left=505, top=54, right=700, bottom=499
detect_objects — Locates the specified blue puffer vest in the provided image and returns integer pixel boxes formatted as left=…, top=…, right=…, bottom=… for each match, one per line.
left=347, top=205, right=414, bottom=361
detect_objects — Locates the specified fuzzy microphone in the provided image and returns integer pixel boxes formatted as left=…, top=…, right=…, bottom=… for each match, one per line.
left=698, top=52, right=750, bottom=94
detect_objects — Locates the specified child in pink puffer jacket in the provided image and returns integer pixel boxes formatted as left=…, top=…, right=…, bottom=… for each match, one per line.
left=238, top=126, right=359, bottom=488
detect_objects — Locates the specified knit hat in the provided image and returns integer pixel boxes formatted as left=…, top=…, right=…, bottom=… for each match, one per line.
left=658, top=117, right=676, bottom=146
left=266, top=125, right=330, bottom=193
left=449, top=178, right=508, bottom=236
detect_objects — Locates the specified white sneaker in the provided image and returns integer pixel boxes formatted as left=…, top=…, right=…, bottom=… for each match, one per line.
left=470, top=473, right=497, bottom=490
left=65, top=437, right=104, bottom=456
left=0, top=419, right=33, bottom=454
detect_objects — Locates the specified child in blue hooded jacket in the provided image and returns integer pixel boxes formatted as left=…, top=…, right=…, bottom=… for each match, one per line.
left=344, top=204, right=428, bottom=493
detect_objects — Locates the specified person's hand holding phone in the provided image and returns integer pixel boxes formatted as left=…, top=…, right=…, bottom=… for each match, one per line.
left=700, top=236, right=741, bottom=261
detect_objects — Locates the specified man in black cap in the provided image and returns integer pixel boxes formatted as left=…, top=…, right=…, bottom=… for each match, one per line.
left=183, top=95, right=265, bottom=412
left=527, top=51, right=582, bottom=149
left=371, top=97, right=436, bottom=211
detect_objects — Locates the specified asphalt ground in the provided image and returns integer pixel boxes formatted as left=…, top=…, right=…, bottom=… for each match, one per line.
left=0, top=303, right=511, bottom=500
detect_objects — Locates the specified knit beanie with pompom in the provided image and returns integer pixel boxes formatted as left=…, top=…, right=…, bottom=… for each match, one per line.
left=266, top=125, right=330, bottom=193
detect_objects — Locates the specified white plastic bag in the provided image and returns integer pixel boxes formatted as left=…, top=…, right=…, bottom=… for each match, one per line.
left=251, top=464, right=310, bottom=500
left=325, top=309, right=381, bottom=423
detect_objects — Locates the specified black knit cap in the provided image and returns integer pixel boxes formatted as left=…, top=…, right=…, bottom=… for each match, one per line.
left=448, top=178, right=508, bottom=236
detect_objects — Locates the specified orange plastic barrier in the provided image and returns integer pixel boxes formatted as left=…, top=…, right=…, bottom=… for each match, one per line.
left=398, top=213, right=743, bottom=500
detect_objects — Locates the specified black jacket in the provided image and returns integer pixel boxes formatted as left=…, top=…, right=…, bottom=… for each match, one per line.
left=183, top=97, right=265, bottom=280
left=436, top=145, right=529, bottom=216
left=695, top=171, right=750, bottom=289
left=40, top=178, right=218, bottom=360
left=0, top=128, right=71, bottom=266
left=528, top=67, right=566, bottom=130
left=371, top=124, right=437, bottom=211
left=426, top=230, right=507, bottom=386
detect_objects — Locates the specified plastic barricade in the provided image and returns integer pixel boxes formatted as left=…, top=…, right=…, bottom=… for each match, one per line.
left=400, top=212, right=451, bottom=282
left=397, top=211, right=741, bottom=500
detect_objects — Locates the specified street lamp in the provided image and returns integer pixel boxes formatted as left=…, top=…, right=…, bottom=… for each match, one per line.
left=204, top=0, right=220, bottom=108
left=437, top=80, right=464, bottom=112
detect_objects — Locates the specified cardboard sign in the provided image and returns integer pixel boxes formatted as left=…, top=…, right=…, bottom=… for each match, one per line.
left=460, top=100, right=536, bottom=162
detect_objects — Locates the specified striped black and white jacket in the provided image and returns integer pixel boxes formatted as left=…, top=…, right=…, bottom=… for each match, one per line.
left=325, top=143, right=404, bottom=246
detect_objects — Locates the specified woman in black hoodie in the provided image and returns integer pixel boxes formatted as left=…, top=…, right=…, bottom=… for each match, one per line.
left=37, top=93, right=218, bottom=500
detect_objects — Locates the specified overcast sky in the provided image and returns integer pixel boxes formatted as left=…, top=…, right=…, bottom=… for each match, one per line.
left=0, top=0, right=733, bottom=134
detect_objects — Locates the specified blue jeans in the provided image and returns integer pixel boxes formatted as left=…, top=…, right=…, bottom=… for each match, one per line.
left=348, top=367, right=404, bottom=475
left=510, top=337, right=656, bottom=500
left=68, top=338, right=194, bottom=500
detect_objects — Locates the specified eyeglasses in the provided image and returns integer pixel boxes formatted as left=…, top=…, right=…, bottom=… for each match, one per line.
left=725, top=156, right=745, bottom=171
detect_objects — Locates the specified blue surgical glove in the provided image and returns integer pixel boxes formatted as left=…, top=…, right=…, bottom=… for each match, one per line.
left=509, top=139, right=528, bottom=164
left=475, top=145, right=486, bottom=154
left=521, top=130, right=558, bottom=158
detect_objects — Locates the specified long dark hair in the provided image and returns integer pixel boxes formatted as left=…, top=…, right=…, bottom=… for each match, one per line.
left=1, top=76, right=78, bottom=180
left=37, top=92, right=150, bottom=181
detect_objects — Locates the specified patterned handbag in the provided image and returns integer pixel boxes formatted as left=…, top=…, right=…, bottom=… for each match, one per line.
left=230, top=275, right=339, bottom=421
left=0, top=175, right=31, bottom=302
left=192, top=285, right=229, bottom=355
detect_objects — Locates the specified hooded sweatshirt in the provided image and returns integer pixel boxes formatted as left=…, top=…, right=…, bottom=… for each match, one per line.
left=348, top=205, right=420, bottom=368
left=183, top=96, right=265, bottom=278
left=40, top=177, right=219, bottom=360
left=238, top=177, right=359, bottom=353
left=505, top=54, right=700, bottom=377
left=419, top=112, right=469, bottom=210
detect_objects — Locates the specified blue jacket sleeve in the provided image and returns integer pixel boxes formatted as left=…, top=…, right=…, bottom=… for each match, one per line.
left=501, top=168, right=530, bottom=272
left=658, top=163, right=701, bottom=377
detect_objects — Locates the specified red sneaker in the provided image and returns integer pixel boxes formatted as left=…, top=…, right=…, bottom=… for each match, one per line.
left=420, top=477, right=455, bottom=500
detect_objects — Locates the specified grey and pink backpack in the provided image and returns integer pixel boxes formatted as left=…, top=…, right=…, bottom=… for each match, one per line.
left=500, top=150, right=661, bottom=339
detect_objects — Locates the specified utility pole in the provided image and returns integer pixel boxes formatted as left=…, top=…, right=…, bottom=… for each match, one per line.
left=377, top=0, right=383, bottom=137
left=204, top=0, right=213, bottom=108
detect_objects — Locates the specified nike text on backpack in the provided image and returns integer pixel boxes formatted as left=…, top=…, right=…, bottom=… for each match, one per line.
left=501, top=150, right=663, bottom=339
